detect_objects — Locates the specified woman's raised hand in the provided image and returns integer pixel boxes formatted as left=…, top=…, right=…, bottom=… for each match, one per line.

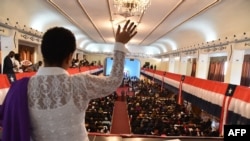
left=115, top=20, right=137, bottom=44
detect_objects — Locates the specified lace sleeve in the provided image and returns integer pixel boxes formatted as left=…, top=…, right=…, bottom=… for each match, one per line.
left=73, top=50, right=125, bottom=100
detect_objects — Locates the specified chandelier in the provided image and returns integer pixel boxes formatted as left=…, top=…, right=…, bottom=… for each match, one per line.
left=113, top=0, right=151, bottom=17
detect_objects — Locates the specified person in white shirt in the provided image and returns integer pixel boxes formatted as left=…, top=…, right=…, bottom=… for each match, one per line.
left=26, top=20, right=137, bottom=141
left=13, top=54, right=23, bottom=73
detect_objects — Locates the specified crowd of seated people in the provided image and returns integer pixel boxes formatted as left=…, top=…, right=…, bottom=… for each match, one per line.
left=122, top=76, right=139, bottom=88
left=83, top=75, right=219, bottom=137
left=126, top=78, right=220, bottom=137
left=71, top=58, right=103, bottom=69
left=71, top=58, right=91, bottom=68
left=85, top=92, right=118, bottom=133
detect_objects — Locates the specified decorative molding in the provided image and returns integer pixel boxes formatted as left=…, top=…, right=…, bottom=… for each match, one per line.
left=183, top=50, right=197, bottom=56
left=20, top=33, right=41, bottom=43
left=202, top=46, right=227, bottom=53
left=0, top=26, right=10, bottom=36
left=0, top=17, right=43, bottom=38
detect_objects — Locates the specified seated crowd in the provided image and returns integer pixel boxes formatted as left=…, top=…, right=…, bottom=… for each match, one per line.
left=71, top=58, right=102, bottom=68
left=85, top=76, right=220, bottom=137
left=127, top=78, right=219, bottom=137
left=85, top=92, right=118, bottom=133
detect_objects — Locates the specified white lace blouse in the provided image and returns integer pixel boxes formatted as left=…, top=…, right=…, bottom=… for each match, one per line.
left=27, top=43, right=127, bottom=141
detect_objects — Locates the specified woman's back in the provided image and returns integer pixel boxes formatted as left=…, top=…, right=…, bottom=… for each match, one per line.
left=28, top=68, right=90, bottom=141
left=29, top=98, right=87, bottom=141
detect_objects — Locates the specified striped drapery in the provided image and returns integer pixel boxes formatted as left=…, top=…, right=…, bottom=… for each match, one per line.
left=141, top=68, right=250, bottom=136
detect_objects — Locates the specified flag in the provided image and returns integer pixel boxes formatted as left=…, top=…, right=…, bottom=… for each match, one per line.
left=178, top=75, right=185, bottom=105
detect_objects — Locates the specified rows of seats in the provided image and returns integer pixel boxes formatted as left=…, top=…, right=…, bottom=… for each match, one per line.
left=85, top=92, right=117, bottom=133
left=83, top=76, right=220, bottom=137
left=127, top=78, right=220, bottom=137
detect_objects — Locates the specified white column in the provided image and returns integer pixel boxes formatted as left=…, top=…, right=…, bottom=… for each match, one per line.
left=196, top=54, right=210, bottom=79
left=225, top=43, right=245, bottom=85
left=174, top=56, right=180, bottom=74
left=0, top=29, right=17, bottom=73
left=168, top=56, right=175, bottom=73
left=179, top=56, right=188, bottom=75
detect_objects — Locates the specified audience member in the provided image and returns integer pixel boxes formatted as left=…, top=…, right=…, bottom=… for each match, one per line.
left=80, top=58, right=89, bottom=66
left=3, top=51, right=17, bottom=83
left=13, top=54, right=23, bottom=73
left=25, top=61, right=42, bottom=72
left=71, top=58, right=79, bottom=67
left=3, top=51, right=16, bottom=74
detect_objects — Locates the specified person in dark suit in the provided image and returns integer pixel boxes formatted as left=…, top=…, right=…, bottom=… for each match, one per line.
left=3, top=51, right=16, bottom=83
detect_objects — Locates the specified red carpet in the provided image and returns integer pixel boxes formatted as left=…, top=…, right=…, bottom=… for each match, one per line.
left=110, top=100, right=131, bottom=134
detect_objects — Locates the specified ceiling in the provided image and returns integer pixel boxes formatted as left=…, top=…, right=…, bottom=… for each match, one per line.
left=1, top=0, right=250, bottom=58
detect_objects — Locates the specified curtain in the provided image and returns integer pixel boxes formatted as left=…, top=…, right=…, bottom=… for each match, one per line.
left=19, top=45, right=35, bottom=63
left=191, top=58, right=196, bottom=77
left=240, top=54, right=250, bottom=86
left=207, top=56, right=226, bottom=82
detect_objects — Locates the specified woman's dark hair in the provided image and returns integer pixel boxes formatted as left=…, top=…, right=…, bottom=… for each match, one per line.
left=41, top=27, right=76, bottom=66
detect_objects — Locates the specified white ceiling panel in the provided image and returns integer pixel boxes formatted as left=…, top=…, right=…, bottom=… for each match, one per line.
left=0, top=0, right=250, bottom=57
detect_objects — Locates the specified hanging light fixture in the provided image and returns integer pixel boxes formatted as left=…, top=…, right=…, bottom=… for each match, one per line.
left=113, top=0, right=151, bottom=17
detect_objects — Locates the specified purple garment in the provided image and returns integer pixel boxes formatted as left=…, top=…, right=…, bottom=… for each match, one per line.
left=0, top=77, right=30, bottom=141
